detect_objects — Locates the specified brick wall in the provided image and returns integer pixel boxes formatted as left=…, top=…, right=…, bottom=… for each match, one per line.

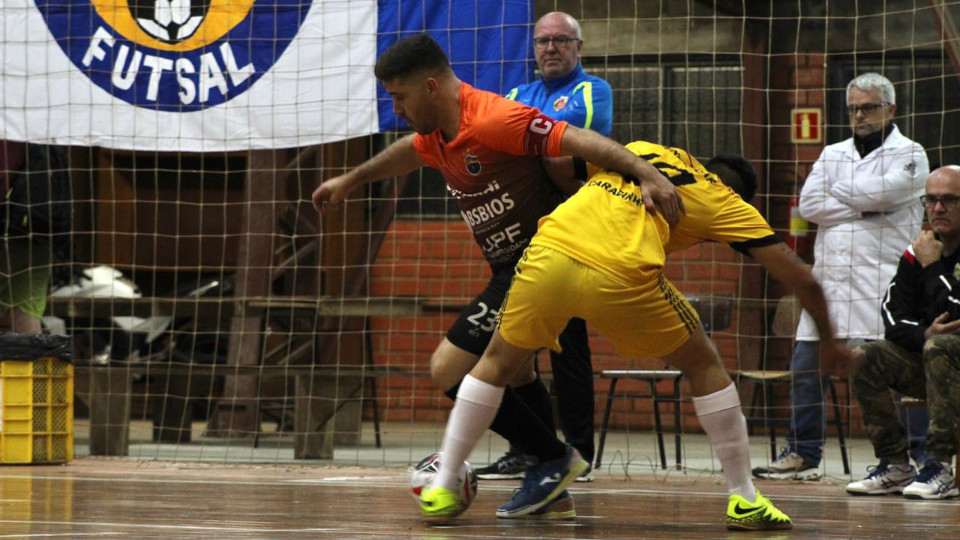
left=769, top=53, right=827, bottom=208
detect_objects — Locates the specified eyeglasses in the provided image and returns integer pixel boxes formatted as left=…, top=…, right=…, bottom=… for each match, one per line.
left=846, top=103, right=888, bottom=116
left=921, top=194, right=960, bottom=210
left=533, top=36, right=579, bottom=49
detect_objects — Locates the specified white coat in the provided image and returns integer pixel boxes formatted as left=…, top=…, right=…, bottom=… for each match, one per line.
left=796, top=124, right=930, bottom=341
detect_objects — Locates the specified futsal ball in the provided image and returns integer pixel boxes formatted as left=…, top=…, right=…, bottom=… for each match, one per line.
left=129, top=0, right=208, bottom=43
left=409, top=452, right=478, bottom=511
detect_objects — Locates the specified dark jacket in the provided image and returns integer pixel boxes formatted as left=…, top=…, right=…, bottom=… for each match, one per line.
left=881, top=244, right=960, bottom=353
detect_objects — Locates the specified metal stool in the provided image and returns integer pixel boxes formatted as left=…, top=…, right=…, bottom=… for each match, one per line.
left=595, top=369, right=683, bottom=470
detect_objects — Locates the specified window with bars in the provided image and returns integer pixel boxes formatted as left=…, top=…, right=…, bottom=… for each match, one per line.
left=588, top=59, right=743, bottom=157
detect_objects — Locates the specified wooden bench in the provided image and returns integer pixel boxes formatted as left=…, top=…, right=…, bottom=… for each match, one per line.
left=47, top=295, right=422, bottom=320
left=74, top=362, right=412, bottom=458
left=60, top=296, right=422, bottom=459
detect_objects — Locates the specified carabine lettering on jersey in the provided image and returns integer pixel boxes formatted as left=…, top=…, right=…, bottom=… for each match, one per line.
left=586, top=179, right=644, bottom=207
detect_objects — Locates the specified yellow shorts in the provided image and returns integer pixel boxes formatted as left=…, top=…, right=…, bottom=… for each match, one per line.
left=497, top=245, right=699, bottom=359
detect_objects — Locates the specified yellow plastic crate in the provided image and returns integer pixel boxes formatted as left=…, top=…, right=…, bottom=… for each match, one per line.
left=0, top=356, right=74, bottom=464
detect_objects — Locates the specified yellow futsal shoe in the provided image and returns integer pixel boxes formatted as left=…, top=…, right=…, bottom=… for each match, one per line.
left=724, top=491, right=793, bottom=531
left=419, top=486, right=465, bottom=518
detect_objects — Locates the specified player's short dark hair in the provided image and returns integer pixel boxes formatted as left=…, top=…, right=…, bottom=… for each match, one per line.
left=374, top=34, right=451, bottom=82
left=706, top=153, right=758, bottom=201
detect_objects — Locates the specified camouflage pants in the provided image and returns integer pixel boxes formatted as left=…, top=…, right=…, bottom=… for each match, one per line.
left=852, top=336, right=960, bottom=464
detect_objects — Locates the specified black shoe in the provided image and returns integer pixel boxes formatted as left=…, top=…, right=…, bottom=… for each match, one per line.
left=475, top=451, right=535, bottom=480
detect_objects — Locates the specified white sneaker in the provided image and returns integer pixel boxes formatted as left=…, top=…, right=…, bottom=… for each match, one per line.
left=902, top=461, right=959, bottom=500
left=575, top=464, right=594, bottom=483
left=845, top=462, right=916, bottom=495
left=752, top=448, right=821, bottom=481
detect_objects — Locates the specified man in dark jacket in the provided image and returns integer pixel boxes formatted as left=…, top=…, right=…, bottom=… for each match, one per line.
left=845, top=165, right=960, bottom=500
left=1, top=142, right=51, bottom=333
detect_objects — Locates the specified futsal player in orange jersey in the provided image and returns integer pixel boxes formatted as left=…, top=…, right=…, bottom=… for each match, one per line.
left=312, top=33, right=683, bottom=517
left=420, top=142, right=852, bottom=529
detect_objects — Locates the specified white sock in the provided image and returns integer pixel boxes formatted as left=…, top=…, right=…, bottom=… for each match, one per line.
left=692, top=382, right=757, bottom=502
left=435, top=374, right=505, bottom=491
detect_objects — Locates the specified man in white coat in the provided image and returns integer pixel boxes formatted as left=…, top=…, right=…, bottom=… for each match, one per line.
left=753, top=73, right=931, bottom=480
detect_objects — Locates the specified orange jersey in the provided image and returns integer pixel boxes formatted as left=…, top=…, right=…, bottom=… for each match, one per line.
left=413, top=83, right=569, bottom=271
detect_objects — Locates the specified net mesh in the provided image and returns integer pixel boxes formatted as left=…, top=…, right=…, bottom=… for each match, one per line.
left=1, top=0, right=957, bottom=474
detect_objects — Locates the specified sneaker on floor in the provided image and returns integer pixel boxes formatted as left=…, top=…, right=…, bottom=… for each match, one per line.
left=514, top=490, right=576, bottom=520
left=575, top=464, right=595, bottom=482
left=419, top=486, right=465, bottom=518
left=751, top=447, right=821, bottom=481
left=475, top=450, right=535, bottom=480
left=725, top=490, right=793, bottom=531
left=495, top=445, right=589, bottom=518
left=845, top=461, right=916, bottom=495
left=902, top=461, right=959, bottom=500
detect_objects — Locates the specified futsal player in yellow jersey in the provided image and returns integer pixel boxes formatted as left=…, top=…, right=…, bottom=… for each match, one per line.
left=421, top=141, right=852, bottom=531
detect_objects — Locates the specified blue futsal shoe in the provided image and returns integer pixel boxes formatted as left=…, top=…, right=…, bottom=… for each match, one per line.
left=495, top=445, right=588, bottom=518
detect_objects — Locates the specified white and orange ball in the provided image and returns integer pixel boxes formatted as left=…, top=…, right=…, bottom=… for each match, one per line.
left=409, top=452, right=478, bottom=511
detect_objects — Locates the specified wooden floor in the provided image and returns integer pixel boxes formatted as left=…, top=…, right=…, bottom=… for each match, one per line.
left=0, top=459, right=957, bottom=539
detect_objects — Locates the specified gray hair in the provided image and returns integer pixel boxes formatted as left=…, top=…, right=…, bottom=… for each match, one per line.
left=847, top=72, right=896, bottom=105
left=538, top=11, right=582, bottom=40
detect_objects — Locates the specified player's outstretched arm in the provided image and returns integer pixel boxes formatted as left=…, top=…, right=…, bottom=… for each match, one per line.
left=559, top=126, right=685, bottom=225
left=312, top=134, right=423, bottom=213
left=748, top=242, right=853, bottom=374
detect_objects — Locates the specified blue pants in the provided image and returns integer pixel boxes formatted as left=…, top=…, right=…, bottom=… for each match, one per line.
left=786, top=340, right=929, bottom=465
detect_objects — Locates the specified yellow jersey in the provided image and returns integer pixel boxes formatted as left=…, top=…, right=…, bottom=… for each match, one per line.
left=530, top=141, right=780, bottom=282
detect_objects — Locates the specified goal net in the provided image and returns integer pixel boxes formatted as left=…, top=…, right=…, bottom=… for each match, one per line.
left=1, top=0, right=957, bottom=475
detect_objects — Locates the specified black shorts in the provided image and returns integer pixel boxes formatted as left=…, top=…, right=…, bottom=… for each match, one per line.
left=445, top=268, right=514, bottom=356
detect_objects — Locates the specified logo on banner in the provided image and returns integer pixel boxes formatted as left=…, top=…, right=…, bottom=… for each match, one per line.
left=35, top=0, right=311, bottom=111
left=132, top=1, right=208, bottom=43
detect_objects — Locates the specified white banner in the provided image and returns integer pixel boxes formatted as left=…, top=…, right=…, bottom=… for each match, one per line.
left=0, top=0, right=379, bottom=151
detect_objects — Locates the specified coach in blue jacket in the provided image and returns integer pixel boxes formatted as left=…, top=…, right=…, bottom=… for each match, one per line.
left=506, top=13, right=613, bottom=137
left=476, top=11, right=613, bottom=482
